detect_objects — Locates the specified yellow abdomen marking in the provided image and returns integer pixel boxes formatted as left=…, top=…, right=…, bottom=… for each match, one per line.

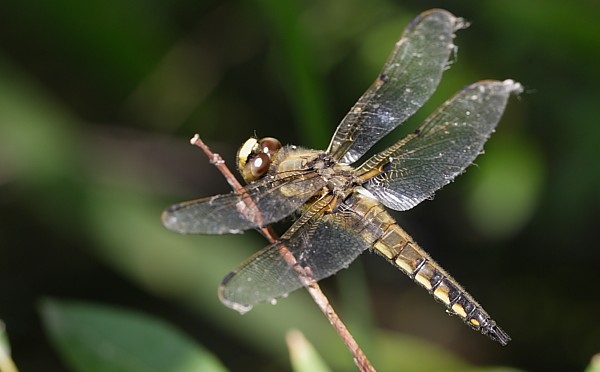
left=452, top=303, right=468, bottom=318
left=433, top=284, right=451, bottom=305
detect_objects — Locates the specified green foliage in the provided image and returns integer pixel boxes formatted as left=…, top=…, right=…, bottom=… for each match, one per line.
left=40, top=299, right=226, bottom=372
left=585, top=354, right=600, bottom=372
left=465, top=135, right=544, bottom=239
left=0, top=321, right=18, bottom=372
left=286, top=329, right=331, bottom=372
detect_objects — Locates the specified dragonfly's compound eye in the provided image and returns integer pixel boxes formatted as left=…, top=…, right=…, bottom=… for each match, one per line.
left=259, top=137, right=282, bottom=156
left=238, top=137, right=280, bottom=182
left=244, top=152, right=271, bottom=181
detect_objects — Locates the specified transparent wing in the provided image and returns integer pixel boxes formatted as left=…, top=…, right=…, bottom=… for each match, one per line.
left=162, top=171, right=326, bottom=234
left=327, top=9, right=465, bottom=164
left=357, top=80, right=523, bottom=211
left=218, top=194, right=376, bottom=312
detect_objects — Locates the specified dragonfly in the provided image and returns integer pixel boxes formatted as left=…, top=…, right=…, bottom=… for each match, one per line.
left=162, top=9, right=522, bottom=345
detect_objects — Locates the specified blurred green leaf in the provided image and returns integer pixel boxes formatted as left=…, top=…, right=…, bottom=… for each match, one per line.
left=373, top=330, right=520, bottom=372
left=286, top=329, right=331, bottom=372
left=40, top=299, right=227, bottom=372
left=0, top=321, right=10, bottom=355
left=585, top=354, right=600, bottom=372
left=465, top=134, right=544, bottom=239
left=0, top=321, right=18, bottom=372
left=373, top=330, right=468, bottom=371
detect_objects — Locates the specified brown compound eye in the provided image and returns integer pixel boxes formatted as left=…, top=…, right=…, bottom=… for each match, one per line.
left=243, top=152, right=271, bottom=181
left=259, top=137, right=281, bottom=157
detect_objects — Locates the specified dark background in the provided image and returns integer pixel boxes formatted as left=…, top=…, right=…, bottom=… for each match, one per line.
left=1, top=0, right=599, bottom=371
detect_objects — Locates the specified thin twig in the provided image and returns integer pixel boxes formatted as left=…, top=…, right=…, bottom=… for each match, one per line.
left=190, top=134, right=375, bottom=372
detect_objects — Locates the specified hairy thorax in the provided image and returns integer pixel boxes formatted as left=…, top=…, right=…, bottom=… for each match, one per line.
left=274, top=146, right=358, bottom=204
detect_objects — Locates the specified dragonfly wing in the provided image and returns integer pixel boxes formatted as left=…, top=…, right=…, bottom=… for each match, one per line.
left=218, top=194, right=377, bottom=312
left=162, top=172, right=326, bottom=234
left=358, top=80, right=523, bottom=211
left=327, top=9, right=465, bottom=164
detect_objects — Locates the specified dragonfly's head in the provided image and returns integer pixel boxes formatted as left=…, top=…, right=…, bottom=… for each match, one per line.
left=237, top=136, right=282, bottom=182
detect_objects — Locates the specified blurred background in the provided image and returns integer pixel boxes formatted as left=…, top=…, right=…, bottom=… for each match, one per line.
left=1, top=0, right=599, bottom=371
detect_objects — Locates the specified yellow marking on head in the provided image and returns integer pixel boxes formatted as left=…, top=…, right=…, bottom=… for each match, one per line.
left=470, top=318, right=481, bottom=327
left=452, top=303, right=468, bottom=318
left=433, top=286, right=451, bottom=305
left=237, top=137, right=259, bottom=170
left=415, top=272, right=433, bottom=290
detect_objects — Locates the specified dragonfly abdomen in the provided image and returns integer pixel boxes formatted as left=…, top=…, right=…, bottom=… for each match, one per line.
left=372, top=220, right=511, bottom=345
